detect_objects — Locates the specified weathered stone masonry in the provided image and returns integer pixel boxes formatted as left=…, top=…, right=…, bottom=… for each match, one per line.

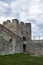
left=0, top=19, right=43, bottom=55
left=0, top=24, right=22, bottom=55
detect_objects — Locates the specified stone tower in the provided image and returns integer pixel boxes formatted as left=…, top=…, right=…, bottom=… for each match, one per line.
left=3, top=19, right=31, bottom=53
left=18, top=22, right=31, bottom=53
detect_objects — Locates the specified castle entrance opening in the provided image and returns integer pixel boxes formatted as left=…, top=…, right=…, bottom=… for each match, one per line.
left=23, top=44, right=26, bottom=52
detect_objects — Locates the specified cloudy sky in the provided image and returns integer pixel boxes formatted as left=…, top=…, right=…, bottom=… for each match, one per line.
left=0, top=0, right=43, bottom=40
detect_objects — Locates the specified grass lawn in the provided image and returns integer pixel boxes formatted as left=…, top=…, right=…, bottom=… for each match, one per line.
left=0, top=53, right=43, bottom=65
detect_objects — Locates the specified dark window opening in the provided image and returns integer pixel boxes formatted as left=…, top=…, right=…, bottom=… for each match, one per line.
left=10, top=39, right=12, bottom=42
left=23, top=36, right=26, bottom=41
left=23, top=44, right=26, bottom=52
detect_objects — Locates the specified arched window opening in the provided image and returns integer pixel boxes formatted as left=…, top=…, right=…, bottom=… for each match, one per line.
left=23, top=36, right=26, bottom=41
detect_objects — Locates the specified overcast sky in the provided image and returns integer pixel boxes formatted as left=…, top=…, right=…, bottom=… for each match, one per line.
left=0, top=0, right=43, bottom=40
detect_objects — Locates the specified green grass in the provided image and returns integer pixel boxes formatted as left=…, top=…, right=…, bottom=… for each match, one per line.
left=0, top=53, right=43, bottom=65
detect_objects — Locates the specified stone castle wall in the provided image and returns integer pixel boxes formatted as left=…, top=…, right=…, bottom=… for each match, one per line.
left=0, top=30, right=13, bottom=55
left=1, top=19, right=43, bottom=55
left=27, top=40, right=43, bottom=55
left=0, top=24, right=21, bottom=55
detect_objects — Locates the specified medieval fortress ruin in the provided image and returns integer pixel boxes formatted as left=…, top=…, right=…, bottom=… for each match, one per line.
left=0, top=19, right=43, bottom=55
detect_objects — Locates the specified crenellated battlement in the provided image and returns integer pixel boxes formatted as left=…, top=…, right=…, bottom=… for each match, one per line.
left=3, top=19, right=31, bottom=27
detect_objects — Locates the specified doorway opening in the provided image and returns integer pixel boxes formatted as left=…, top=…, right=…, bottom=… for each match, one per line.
left=23, top=44, right=26, bottom=52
